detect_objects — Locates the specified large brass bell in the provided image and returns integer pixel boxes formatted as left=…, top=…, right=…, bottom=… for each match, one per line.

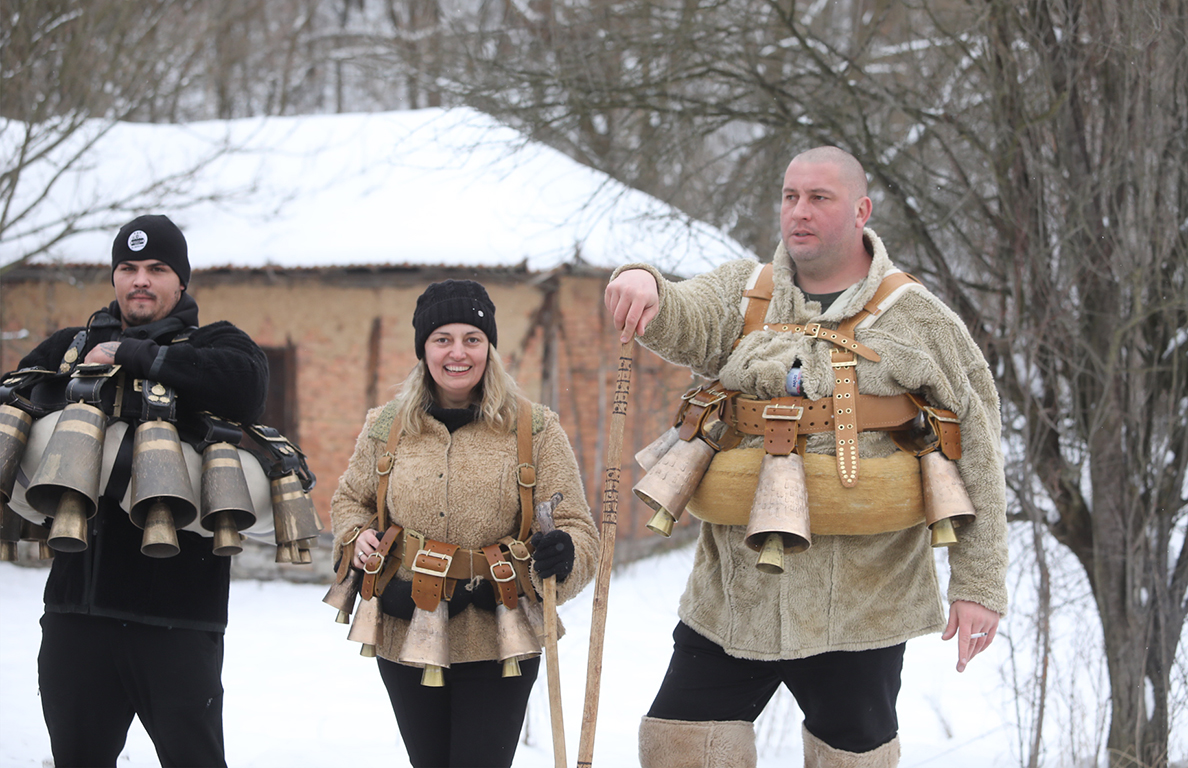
left=635, top=426, right=681, bottom=473
left=743, top=453, right=812, bottom=574
left=200, top=443, right=256, bottom=556
left=398, top=601, right=450, bottom=687
left=130, top=420, right=198, bottom=558
left=271, top=473, right=322, bottom=562
left=21, top=519, right=53, bottom=560
left=920, top=451, right=976, bottom=547
left=495, top=601, right=540, bottom=678
left=347, top=595, right=382, bottom=657
left=323, top=567, right=363, bottom=624
left=634, top=437, right=716, bottom=537
left=0, top=502, right=21, bottom=562
left=1, top=404, right=33, bottom=505
left=25, top=403, right=107, bottom=552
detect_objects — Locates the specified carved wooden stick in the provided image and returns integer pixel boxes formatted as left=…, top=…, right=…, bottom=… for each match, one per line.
left=577, top=339, right=635, bottom=767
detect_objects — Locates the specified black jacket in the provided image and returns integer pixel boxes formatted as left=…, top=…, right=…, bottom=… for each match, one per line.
left=16, top=294, right=269, bottom=632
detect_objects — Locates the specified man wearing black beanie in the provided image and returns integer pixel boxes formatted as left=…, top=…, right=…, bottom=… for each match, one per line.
left=4, top=214, right=269, bottom=767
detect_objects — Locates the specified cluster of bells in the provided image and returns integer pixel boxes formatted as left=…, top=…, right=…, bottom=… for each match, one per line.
left=0, top=402, right=319, bottom=563
left=631, top=418, right=976, bottom=575
left=323, top=562, right=543, bottom=689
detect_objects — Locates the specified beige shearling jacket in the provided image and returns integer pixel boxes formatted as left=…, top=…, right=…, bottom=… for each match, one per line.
left=615, top=228, right=1007, bottom=661
left=329, top=401, right=598, bottom=664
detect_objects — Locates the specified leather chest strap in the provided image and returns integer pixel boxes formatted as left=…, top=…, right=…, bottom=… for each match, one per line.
left=831, top=350, right=860, bottom=487
left=515, top=398, right=535, bottom=543
left=482, top=544, right=519, bottom=610
left=410, top=540, right=460, bottom=612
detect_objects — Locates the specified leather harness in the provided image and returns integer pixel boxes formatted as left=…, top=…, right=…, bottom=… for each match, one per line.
left=678, top=265, right=960, bottom=488
left=350, top=398, right=539, bottom=614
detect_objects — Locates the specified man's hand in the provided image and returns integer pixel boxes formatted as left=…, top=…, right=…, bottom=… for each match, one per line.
left=605, top=269, right=660, bottom=343
left=83, top=341, right=120, bottom=365
left=942, top=599, right=1000, bottom=672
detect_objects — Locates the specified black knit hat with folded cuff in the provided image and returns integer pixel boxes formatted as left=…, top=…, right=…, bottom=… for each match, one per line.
left=412, top=280, right=498, bottom=359
left=111, top=214, right=191, bottom=288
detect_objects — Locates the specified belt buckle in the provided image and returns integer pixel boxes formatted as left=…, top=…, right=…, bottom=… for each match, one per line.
left=489, top=560, right=516, bottom=583
left=692, top=388, right=728, bottom=408
left=412, top=548, right=453, bottom=576
left=762, top=403, right=804, bottom=421
left=805, top=323, right=824, bottom=338
left=362, top=552, right=384, bottom=574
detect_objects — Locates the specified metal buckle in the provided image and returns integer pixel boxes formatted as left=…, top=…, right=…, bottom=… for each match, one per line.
left=343, top=526, right=362, bottom=546
left=506, top=540, right=532, bottom=561
left=762, top=403, right=804, bottom=421
left=376, top=451, right=395, bottom=476
left=516, top=462, right=536, bottom=488
left=804, top=323, right=824, bottom=338
left=680, top=385, right=704, bottom=401
left=412, top=548, right=453, bottom=577
left=489, top=560, right=516, bottom=583
left=691, top=389, right=729, bottom=408
left=70, top=363, right=121, bottom=379
left=925, top=408, right=960, bottom=424
left=363, top=552, right=384, bottom=574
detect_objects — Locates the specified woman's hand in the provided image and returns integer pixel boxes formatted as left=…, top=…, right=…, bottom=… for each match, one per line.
left=531, top=529, right=575, bottom=582
left=354, top=529, right=381, bottom=569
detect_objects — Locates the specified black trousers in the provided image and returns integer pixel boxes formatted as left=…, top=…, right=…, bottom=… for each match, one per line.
left=647, top=622, right=903, bottom=753
left=378, top=656, right=540, bottom=768
left=39, top=612, right=227, bottom=768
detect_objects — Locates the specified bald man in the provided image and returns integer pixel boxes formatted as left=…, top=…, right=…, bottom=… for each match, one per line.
left=605, top=147, right=1007, bottom=768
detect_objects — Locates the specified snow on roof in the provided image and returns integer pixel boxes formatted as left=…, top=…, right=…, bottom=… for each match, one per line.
left=2, top=108, right=754, bottom=276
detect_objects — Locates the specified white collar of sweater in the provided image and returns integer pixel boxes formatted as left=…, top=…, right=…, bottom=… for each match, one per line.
left=769, top=227, right=894, bottom=323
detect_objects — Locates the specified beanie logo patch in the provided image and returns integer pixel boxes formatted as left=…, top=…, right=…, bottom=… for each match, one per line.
left=127, top=230, right=148, bottom=252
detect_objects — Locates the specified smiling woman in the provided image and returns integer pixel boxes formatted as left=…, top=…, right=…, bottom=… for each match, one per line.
left=327, top=279, right=599, bottom=768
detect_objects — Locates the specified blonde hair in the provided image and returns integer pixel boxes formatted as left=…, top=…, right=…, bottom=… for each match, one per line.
left=391, top=345, right=520, bottom=436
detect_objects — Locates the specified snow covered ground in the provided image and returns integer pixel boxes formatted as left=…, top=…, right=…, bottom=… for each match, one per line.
left=1, top=547, right=1020, bottom=768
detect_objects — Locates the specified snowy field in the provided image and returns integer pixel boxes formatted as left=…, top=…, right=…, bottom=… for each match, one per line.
left=0, top=547, right=1022, bottom=768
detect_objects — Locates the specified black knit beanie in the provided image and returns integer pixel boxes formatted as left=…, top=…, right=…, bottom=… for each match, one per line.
left=111, top=215, right=190, bottom=288
left=412, top=280, right=498, bottom=358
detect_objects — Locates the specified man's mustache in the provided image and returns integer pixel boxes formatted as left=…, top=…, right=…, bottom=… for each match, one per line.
left=126, top=291, right=157, bottom=301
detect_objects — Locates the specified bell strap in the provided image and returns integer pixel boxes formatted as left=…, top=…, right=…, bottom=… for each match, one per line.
left=410, top=539, right=460, bottom=613
left=361, top=524, right=404, bottom=601
left=677, top=384, right=733, bottom=443
left=762, top=396, right=802, bottom=456
left=482, top=544, right=519, bottom=610
left=907, top=393, right=961, bottom=461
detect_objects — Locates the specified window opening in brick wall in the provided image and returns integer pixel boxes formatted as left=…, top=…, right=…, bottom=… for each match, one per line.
left=260, top=345, right=297, bottom=442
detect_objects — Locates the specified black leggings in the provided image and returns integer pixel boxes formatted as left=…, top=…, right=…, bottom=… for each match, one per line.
left=647, top=622, right=903, bottom=753
left=38, top=612, right=226, bottom=768
left=378, top=656, right=540, bottom=767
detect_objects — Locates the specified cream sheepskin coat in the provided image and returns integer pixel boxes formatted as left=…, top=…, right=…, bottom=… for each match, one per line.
left=330, top=401, right=598, bottom=664
left=615, top=228, right=1008, bottom=660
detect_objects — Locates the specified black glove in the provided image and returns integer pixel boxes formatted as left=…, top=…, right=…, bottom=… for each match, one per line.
left=378, top=578, right=416, bottom=620
left=531, top=529, right=575, bottom=582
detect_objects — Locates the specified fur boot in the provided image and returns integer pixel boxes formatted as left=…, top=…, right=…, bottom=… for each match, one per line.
left=638, top=716, right=757, bottom=768
left=802, top=724, right=900, bottom=768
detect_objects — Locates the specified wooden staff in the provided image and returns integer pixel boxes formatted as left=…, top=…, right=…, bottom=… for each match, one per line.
left=577, top=339, right=635, bottom=767
left=533, top=492, right=567, bottom=768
